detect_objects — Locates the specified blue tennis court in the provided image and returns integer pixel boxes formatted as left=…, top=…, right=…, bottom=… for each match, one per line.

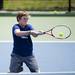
left=0, top=41, right=75, bottom=74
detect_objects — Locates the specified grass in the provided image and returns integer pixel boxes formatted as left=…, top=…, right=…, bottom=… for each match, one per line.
left=3, top=0, right=72, bottom=11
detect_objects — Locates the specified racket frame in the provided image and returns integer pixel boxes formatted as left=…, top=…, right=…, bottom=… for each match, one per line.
left=43, top=25, right=71, bottom=39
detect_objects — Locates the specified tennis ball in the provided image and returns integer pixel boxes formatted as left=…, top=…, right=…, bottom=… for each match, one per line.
left=59, top=32, right=64, bottom=37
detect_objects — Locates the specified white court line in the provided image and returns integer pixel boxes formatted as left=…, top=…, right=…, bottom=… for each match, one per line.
left=33, top=41, right=75, bottom=43
left=0, top=71, right=75, bottom=74
left=0, top=40, right=75, bottom=43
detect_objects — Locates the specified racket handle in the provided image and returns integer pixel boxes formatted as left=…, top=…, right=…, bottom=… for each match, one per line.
left=37, top=32, right=46, bottom=35
left=30, top=30, right=45, bottom=35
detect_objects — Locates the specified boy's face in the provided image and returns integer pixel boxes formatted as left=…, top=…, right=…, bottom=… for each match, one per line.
left=19, top=16, right=29, bottom=26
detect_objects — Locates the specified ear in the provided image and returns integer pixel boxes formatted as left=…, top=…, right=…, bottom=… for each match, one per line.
left=17, top=17, right=20, bottom=22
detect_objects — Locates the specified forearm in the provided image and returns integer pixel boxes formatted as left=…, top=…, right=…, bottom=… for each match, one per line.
left=30, top=30, right=43, bottom=37
left=15, top=29, right=43, bottom=37
left=15, top=30, right=31, bottom=36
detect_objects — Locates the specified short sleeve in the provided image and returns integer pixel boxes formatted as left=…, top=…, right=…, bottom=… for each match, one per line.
left=28, top=24, right=34, bottom=30
left=12, top=25, right=20, bottom=34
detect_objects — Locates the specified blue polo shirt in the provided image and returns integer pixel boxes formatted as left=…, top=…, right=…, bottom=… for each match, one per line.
left=12, top=24, right=33, bottom=57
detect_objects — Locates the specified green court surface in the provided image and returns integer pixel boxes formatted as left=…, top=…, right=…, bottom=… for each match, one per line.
left=0, top=16, right=75, bottom=41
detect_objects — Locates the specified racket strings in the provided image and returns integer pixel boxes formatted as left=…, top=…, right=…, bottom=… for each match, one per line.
left=41, top=25, right=71, bottom=39
left=52, top=26, right=71, bottom=39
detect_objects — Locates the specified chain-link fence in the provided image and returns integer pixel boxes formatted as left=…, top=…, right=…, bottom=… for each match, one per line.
left=1, top=0, right=74, bottom=11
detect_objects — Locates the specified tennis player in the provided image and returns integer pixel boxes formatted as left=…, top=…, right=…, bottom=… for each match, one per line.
left=9, top=11, right=42, bottom=73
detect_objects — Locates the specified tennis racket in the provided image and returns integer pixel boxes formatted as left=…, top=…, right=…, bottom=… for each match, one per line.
left=38, top=25, right=71, bottom=39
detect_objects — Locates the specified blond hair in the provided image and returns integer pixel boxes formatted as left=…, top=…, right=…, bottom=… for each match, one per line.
left=16, top=11, right=30, bottom=22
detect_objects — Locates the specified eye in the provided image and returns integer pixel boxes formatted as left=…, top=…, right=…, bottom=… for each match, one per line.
left=23, top=18, right=28, bottom=20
